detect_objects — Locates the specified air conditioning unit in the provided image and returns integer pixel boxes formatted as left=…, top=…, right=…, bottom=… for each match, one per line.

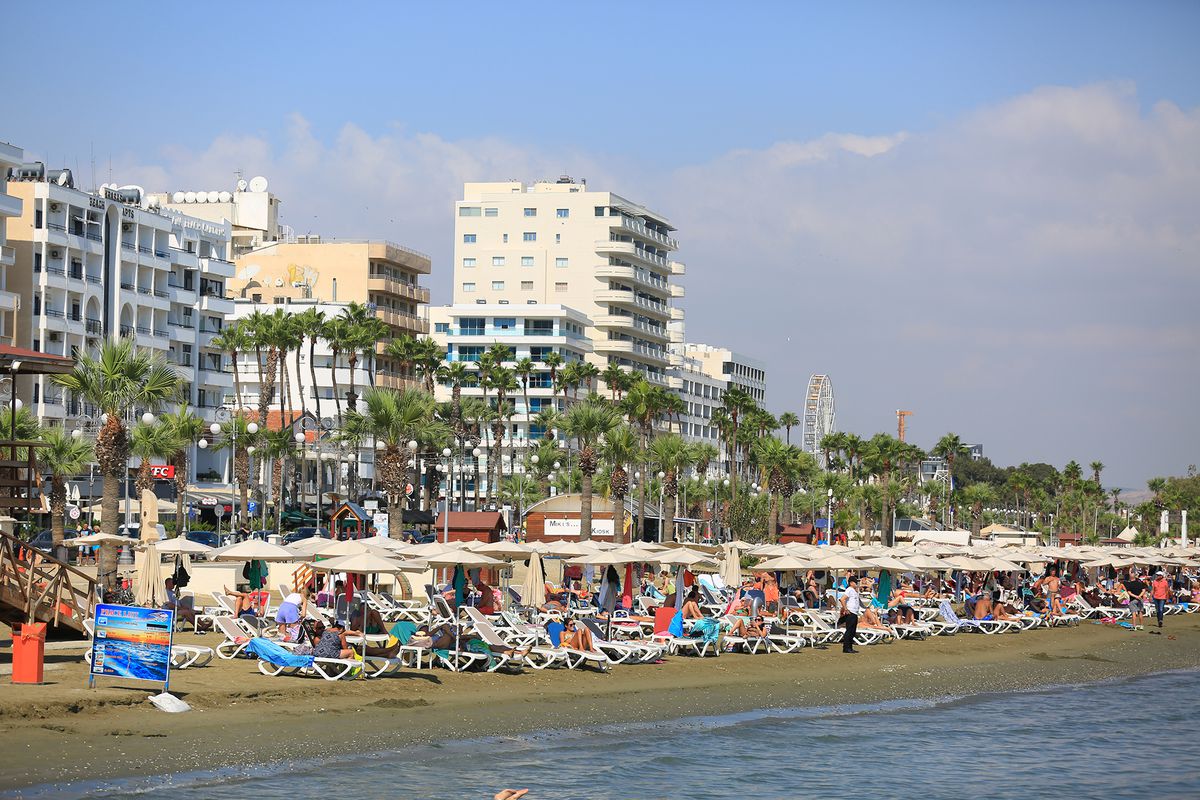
left=50, top=249, right=61, bottom=258
left=49, top=203, right=61, bottom=212
left=121, top=223, right=132, bottom=232
left=49, top=332, right=62, bottom=342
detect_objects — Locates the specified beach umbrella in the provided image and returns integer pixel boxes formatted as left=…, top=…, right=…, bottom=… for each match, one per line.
left=720, top=541, right=744, bottom=589
left=520, top=551, right=547, bottom=610
left=473, top=540, right=536, bottom=560
left=754, top=554, right=815, bottom=571
left=357, top=535, right=409, bottom=552
left=524, top=540, right=554, bottom=554
left=146, top=537, right=213, bottom=556
left=311, top=539, right=396, bottom=559
left=133, top=541, right=164, bottom=608
left=62, top=531, right=128, bottom=546
left=211, top=539, right=298, bottom=562
left=565, top=551, right=634, bottom=567
left=540, top=540, right=598, bottom=557
left=863, top=555, right=920, bottom=573
left=801, top=551, right=872, bottom=571
left=405, top=541, right=464, bottom=558
left=287, top=536, right=339, bottom=556
left=422, top=550, right=505, bottom=569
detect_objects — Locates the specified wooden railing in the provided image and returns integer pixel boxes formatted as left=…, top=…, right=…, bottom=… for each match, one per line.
left=0, top=528, right=97, bottom=634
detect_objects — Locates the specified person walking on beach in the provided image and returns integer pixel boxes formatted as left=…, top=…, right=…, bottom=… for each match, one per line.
left=1151, top=571, right=1171, bottom=628
left=839, top=573, right=862, bottom=654
left=1119, top=571, right=1147, bottom=630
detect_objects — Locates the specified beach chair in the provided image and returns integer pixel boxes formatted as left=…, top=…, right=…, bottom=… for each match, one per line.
left=1069, top=596, right=1128, bottom=620
left=464, top=607, right=541, bottom=648
left=539, top=622, right=611, bottom=671
left=213, top=616, right=257, bottom=658
left=463, top=610, right=568, bottom=672
left=581, top=619, right=665, bottom=664
left=802, top=610, right=888, bottom=646
left=937, top=601, right=1020, bottom=634
left=248, top=638, right=364, bottom=681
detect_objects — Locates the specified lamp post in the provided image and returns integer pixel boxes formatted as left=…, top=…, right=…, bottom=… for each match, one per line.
left=71, top=427, right=99, bottom=528
left=657, top=470, right=666, bottom=543
left=441, top=447, right=452, bottom=543
left=126, top=411, right=157, bottom=532
left=319, top=452, right=334, bottom=535
left=294, top=431, right=306, bottom=516
left=826, top=487, right=834, bottom=545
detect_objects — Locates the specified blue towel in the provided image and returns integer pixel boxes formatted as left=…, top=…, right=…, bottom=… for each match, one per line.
left=245, top=637, right=314, bottom=668
left=453, top=565, right=467, bottom=609
left=546, top=621, right=564, bottom=647
left=388, top=621, right=417, bottom=645
left=667, top=610, right=684, bottom=638
left=689, top=617, right=721, bottom=643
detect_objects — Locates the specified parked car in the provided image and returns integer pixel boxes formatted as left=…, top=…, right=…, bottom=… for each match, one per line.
left=184, top=530, right=220, bottom=549
left=282, top=527, right=328, bottom=546
left=249, top=528, right=277, bottom=541
left=27, top=529, right=56, bottom=552
left=117, top=523, right=167, bottom=540
left=408, top=530, right=438, bottom=545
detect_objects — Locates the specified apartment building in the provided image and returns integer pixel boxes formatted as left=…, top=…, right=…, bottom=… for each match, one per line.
left=0, top=141, right=23, bottom=343
left=670, top=352, right=724, bottom=449
left=151, top=176, right=282, bottom=258
left=5, top=168, right=235, bottom=481
left=227, top=239, right=431, bottom=388
left=452, top=178, right=685, bottom=388
left=682, top=343, right=767, bottom=405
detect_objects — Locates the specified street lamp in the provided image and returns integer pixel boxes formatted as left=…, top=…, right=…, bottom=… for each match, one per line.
left=441, top=447, right=453, bottom=544
left=826, top=487, right=834, bottom=545
left=657, top=471, right=666, bottom=542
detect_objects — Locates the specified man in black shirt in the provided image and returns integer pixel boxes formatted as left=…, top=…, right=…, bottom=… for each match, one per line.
left=1121, top=572, right=1147, bottom=629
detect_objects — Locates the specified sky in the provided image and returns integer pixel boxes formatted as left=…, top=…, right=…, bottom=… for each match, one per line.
left=8, top=2, right=1199, bottom=490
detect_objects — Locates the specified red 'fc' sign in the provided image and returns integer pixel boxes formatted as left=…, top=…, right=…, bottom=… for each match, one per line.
left=150, top=465, right=176, bottom=480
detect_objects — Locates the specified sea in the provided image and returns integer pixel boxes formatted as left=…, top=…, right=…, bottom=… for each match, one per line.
left=15, top=670, right=1200, bottom=800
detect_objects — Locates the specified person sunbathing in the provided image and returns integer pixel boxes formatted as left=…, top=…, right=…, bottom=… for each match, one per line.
left=163, top=578, right=197, bottom=627
left=224, top=586, right=260, bottom=617
left=887, top=590, right=917, bottom=625
left=681, top=588, right=704, bottom=620
left=726, top=615, right=770, bottom=639
left=559, top=618, right=599, bottom=653
left=859, top=605, right=891, bottom=632
left=350, top=605, right=388, bottom=637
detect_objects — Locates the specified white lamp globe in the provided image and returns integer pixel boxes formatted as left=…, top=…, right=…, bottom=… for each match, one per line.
left=198, top=438, right=208, bottom=449
left=375, top=441, right=386, bottom=450
left=13, top=399, right=21, bottom=411
left=71, top=429, right=82, bottom=440
left=100, top=413, right=108, bottom=424
left=442, top=447, right=452, bottom=457
left=247, top=446, right=256, bottom=454
left=141, top=412, right=155, bottom=425
left=407, top=440, right=418, bottom=451
left=723, top=479, right=730, bottom=487
left=210, top=423, right=221, bottom=436
left=472, top=447, right=481, bottom=457
left=553, top=461, right=561, bottom=470
left=634, top=471, right=640, bottom=480
left=247, top=422, right=259, bottom=434
left=530, top=454, right=539, bottom=465
left=294, top=432, right=305, bottom=444
left=657, top=471, right=665, bottom=480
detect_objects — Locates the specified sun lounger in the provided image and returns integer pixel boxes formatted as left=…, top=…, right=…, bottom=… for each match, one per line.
left=802, top=610, right=889, bottom=646
left=581, top=619, right=665, bottom=663
left=1068, top=596, right=1128, bottom=620
left=937, top=601, right=1021, bottom=634
left=247, top=637, right=363, bottom=681
left=213, top=616, right=256, bottom=658
left=538, top=622, right=610, bottom=671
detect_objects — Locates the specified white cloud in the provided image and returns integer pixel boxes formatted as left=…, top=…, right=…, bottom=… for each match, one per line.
left=111, top=82, right=1200, bottom=487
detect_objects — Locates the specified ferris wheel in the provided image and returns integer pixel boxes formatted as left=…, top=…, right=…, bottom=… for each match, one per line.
left=802, top=374, right=836, bottom=466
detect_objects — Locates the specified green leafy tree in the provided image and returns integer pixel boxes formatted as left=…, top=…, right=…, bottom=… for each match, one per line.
left=562, top=402, right=620, bottom=540
left=38, top=426, right=94, bottom=548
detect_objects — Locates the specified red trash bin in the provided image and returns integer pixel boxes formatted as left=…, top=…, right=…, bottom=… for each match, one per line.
left=12, top=622, right=47, bottom=684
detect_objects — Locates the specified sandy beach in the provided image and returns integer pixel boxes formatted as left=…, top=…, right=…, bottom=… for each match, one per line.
left=1, top=618, right=1197, bottom=792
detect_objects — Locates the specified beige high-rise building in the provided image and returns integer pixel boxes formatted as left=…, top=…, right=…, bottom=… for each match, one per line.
left=452, top=178, right=685, bottom=387
left=0, top=141, right=24, bottom=343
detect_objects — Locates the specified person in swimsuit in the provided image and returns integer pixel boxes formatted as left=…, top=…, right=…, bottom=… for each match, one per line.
left=681, top=587, right=705, bottom=620
left=1034, top=567, right=1062, bottom=619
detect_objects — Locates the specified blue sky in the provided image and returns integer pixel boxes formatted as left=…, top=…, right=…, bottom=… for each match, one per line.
left=8, top=2, right=1200, bottom=490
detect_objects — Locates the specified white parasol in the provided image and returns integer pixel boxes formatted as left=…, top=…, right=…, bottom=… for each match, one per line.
left=133, top=540, right=164, bottom=607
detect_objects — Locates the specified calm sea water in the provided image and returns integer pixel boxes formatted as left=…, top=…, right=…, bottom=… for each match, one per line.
left=21, top=670, right=1200, bottom=800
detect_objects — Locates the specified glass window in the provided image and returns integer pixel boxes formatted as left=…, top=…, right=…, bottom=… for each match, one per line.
left=462, top=257, right=476, bottom=267
left=492, top=256, right=505, bottom=266
left=502, top=233, right=508, bottom=243
left=461, top=318, right=485, bottom=335
left=462, top=282, right=476, bottom=293
left=555, top=233, right=561, bottom=243
left=556, top=208, right=569, bottom=218
left=484, top=208, right=498, bottom=217
left=521, top=281, right=534, bottom=290
left=459, top=207, right=481, bottom=217
left=434, top=322, right=449, bottom=333
left=493, top=317, right=516, bottom=329
left=463, top=234, right=476, bottom=243
left=555, top=257, right=568, bottom=268
left=521, top=256, right=534, bottom=266
left=491, top=281, right=505, bottom=290
left=459, top=345, right=484, bottom=362
left=555, top=282, right=568, bottom=293
left=523, top=232, right=536, bottom=242
left=595, top=206, right=605, bottom=216
left=523, top=208, right=537, bottom=217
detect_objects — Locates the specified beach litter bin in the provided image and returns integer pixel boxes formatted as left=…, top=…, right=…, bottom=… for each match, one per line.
left=12, top=622, right=47, bottom=684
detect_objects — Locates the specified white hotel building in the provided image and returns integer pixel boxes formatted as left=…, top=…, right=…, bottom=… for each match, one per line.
left=5, top=166, right=235, bottom=481
left=452, top=179, right=684, bottom=388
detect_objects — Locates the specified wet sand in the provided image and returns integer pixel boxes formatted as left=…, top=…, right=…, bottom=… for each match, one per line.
left=1, top=618, right=1198, bottom=791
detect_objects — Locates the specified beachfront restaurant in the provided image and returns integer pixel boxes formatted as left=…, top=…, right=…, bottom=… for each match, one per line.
left=524, top=494, right=676, bottom=543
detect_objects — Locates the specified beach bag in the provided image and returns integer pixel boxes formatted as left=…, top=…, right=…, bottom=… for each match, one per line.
left=172, top=561, right=191, bottom=589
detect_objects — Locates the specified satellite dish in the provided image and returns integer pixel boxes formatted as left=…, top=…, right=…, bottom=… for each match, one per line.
left=217, top=191, right=232, bottom=203
left=236, top=264, right=261, bottom=281
left=195, top=192, right=208, bottom=203
left=184, top=191, right=197, bottom=203
left=171, top=191, right=185, bottom=203
left=274, top=278, right=284, bottom=287
left=206, top=191, right=220, bottom=203
left=236, top=179, right=248, bottom=191
left=248, top=176, right=268, bottom=193
left=216, top=409, right=232, bottom=422
left=56, top=171, right=70, bottom=186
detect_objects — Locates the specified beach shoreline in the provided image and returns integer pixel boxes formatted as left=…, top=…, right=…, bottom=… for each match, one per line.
left=1, top=619, right=1198, bottom=792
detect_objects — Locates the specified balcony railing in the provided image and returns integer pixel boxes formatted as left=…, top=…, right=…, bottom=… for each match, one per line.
left=47, top=222, right=67, bottom=232
left=85, top=274, right=101, bottom=285
left=46, top=265, right=65, bottom=276
left=153, top=328, right=169, bottom=338
left=85, top=231, right=102, bottom=242
left=120, top=325, right=134, bottom=336
left=137, top=286, right=151, bottom=296
left=85, top=319, right=103, bottom=335
left=121, top=241, right=136, bottom=251
left=155, top=249, right=170, bottom=259
left=136, top=325, right=151, bottom=335
left=120, top=281, right=135, bottom=291
left=138, top=245, right=151, bottom=255
left=153, top=289, right=170, bottom=299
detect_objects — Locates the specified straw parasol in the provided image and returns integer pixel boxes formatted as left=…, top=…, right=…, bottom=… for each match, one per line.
left=62, top=531, right=129, bottom=546
left=565, top=550, right=634, bottom=567
left=308, top=552, right=428, bottom=574
left=286, top=536, right=338, bottom=556
left=473, top=540, right=536, bottom=560
left=720, top=541, right=744, bottom=588
left=133, top=541, right=164, bottom=607
left=754, top=554, right=815, bottom=572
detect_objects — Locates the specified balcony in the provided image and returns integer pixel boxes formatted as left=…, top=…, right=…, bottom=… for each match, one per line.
left=137, top=244, right=152, bottom=255
left=85, top=318, right=103, bottom=336
left=368, top=275, right=431, bottom=304
left=375, top=307, right=430, bottom=334
left=85, top=231, right=102, bottom=243
left=120, top=281, right=135, bottom=292
left=0, top=245, right=14, bottom=266
left=595, top=264, right=669, bottom=295
left=670, top=261, right=685, bottom=275
left=670, top=284, right=685, bottom=298
left=153, top=288, right=170, bottom=299
left=85, top=274, right=101, bottom=285
left=121, top=241, right=136, bottom=252
left=612, top=215, right=679, bottom=250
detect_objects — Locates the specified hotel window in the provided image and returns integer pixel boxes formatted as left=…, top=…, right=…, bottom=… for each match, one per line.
left=521, top=256, right=534, bottom=266
left=492, top=256, right=505, bottom=266
left=502, top=233, right=508, bottom=243
left=555, top=257, right=568, bottom=268
left=556, top=208, right=569, bottom=218
left=462, top=257, right=476, bottom=268
left=555, top=233, right=561, bottom=243
left=459, top=207, right=481, bottom=217
left=484, top=208, right=498, bottom=217
left=462, top=282, right=476, bottom=293
left=523, top=232, right=536, bottom=242
left=555, top=282, right=568, bottom=293
left=434, top=322, right=449, bottom=333
left=521, top=280, right=534, bottom=290
left=494, top=317, right=516, bottom=330
left=523, top=208, right=537, bottom=217
left=491, top=281, right=505, bottom=290
left=595, top=206, right=605, bottom=216
left=463, top=234, right=476, bottom=243
left=461, top=317, right=485, bottom=335
left=498, top=299, right=509, bottom=304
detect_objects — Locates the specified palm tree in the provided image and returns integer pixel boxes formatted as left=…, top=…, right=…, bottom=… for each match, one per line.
left=601, top=363, right=626, bottom=402
left=621, top=379, right=667, bottom=541
left=130, top=420, right=176, bottom=525
left=559, top=360, right=582, bottom=403
left=322, top=316, right=351, bottom=425
left=864, top=433, right=909, bottom=545
left=161, top=408, right=204, bottom=534
left=386, top=334, right=418, bottom=384
left=648, top=433, right=691, bottom=541
left=752, top=437, right=798, bottom=540
left=242, top=309, right=271, bottom=414
left=932, top=433, right=967, bottom=487
left=962, top=482, right=997, bottom=538
left=54, top=339, right=179, bottom=587
left=562, top=402, right=620, bottom=540
left=600, top=424, right=639, bottom=544
left=412, top=337, right=445, bottom=394
left=210, top=322, right=251, bottom=412
left=542, top=351, right=564, bottom=410
left=1090, top=460, right=1105, bottom=485
left=721, top=385, right=755, bottom=496
left=485, top=367, right=518, bottom=504
left=778, top=411, right=800, bottom=445
left=293, top=307, right=325, bottom=421
left=513, top=357, right=536, bottom=431
left=576, top=361, right=600, bottom=395
left=443, top=361, right=471, bottom=436
left=260, top=428, right=297, bottom=533
left=37, top=426, right=94, bottom=549
left=215, top=414, right=264, bottom=528
left=338, top=302, right=378, bottom=413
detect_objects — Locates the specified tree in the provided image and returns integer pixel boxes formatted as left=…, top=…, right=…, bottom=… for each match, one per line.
left=601, top=363, right=627, bottom=402
left=621, top=379, right=668, bottom=541
left=932, top=433, right=968, bottom=481
left=1090, top=460, right=1105, bottom=485
left=322, top=316, right=350, bottom=425
left=600, top=425, right=640, bottom=544
left=294, top=307, right=326, bottom=421
left=55, top=339, right=180, bottom=588
left=260, top=428, right=298, bottom=533
left=210, top=322, right=251, bottom=412
left=338, top=302, right=379, bottom=413
left=778, top=411, right=800, bottom=445
left=412, top=336, right=446, bottom=394
left=562, top=402, right=620, bottom=540
left=542, top=351, right=564, bottom=409
left=962, top=483, right=997, bottom=538
left=214, top=414, right=264, bottom=528
left=648, top=433, right=692, bottom=541
left=161, top=408, right=204, bottom=534
left=342, top=388, right=439, bottom=515
left=37, top=426, right=94, bottom=548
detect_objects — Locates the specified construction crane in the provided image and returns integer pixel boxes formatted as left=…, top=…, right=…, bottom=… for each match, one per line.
left=896, top=409, right=913, bottom=442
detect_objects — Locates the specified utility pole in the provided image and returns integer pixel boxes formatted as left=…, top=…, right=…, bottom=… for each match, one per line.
left=896, top=409, right=913, bottom=442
